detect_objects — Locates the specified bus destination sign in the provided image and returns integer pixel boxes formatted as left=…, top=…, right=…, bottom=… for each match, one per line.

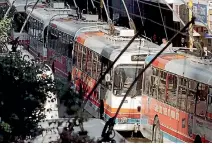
left=131, top=55, right=146, bottom=61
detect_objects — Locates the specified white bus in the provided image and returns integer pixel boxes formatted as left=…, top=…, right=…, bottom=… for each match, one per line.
left=26, top=5, right=75, bottom=60
left=47, top=14, right=106, bottom=77
left=48, top=19, right=173, bottom=132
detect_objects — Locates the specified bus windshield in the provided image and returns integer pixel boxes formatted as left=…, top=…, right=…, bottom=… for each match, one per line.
left=113, top=64, right=143, bottom=97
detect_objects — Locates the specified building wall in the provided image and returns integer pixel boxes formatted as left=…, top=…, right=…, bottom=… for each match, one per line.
left=178, top=1, right=211, bottom=50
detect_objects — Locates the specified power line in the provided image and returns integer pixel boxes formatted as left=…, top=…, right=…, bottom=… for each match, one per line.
left=93, top=0, right=186, bottom=35
left=136, top=0, right=171, bottom=11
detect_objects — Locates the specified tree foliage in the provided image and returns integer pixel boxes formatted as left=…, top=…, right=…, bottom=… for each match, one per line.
left=0, top=52, right=56, bottom=142
left=0, top=18, right=12, bottom=39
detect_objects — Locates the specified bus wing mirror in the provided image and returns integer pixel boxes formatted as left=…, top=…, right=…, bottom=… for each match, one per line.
left=105, top=74, right=111, bottom=82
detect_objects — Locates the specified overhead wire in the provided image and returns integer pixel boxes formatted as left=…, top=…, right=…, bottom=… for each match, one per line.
left=157, top=0, right=168, bottom=40
left=92, top=0, right=187, bottom=35
left=136, top=0, right=172, bottom=11
left=93, top=0, right=203, bottom=46
left=136, top=0, right=146, bottom=36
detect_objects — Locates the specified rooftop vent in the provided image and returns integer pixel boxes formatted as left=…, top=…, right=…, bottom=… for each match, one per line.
left=82, top=14, right=98, bottom=21
left=50, top=2, right=65, bottom=9
left=114, top=27, right=135, bottom=37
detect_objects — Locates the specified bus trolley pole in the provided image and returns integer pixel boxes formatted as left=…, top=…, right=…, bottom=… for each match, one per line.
left=99, top=17, right=196, bottom=143
left=4, top=0, right=17, bottom=19
left=19, top=0, right=40, bottom=34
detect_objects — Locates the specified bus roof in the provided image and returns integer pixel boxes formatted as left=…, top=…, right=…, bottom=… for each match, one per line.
left=145, top=53, right=212, bottom=86
left=27, top=7, right=75, bottom=26
left=50, top=16, right=106, bottom=36
left=75, top=28, right=173, bottom=61
left=8, top=0, right=45, bottom=12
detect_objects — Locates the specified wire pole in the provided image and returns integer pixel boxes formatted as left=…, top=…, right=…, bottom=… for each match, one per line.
left=99, top=17, right=195, bottom=143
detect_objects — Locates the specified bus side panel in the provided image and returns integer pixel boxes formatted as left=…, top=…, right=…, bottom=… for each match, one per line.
left=71, top=67, right=100, bottom=117
left=141, top=95, right=193, bottom=143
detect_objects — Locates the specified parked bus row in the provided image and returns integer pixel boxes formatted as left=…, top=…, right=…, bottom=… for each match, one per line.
left=7, top=2, right=212, bottom=143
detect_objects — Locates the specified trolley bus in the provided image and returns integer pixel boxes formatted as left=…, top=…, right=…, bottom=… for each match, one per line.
left=71, top=26, right=175, bottom=132
left=47, top=17, right=174, bottom=131
left=26, top=5, right=74, bottom=60
left=47, top=15, right=105, bottom=77
left=140, top=53, right=212, bottom=143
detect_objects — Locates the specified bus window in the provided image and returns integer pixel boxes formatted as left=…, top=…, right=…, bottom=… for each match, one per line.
left=101, top=57, right=112, bottom=90
left=73, top=43, right=78, bottom=66
left=187, top=80, right=197, bottom=113
left=150, top=67, right=159, bottom=99
left=143, top=66, right=152, bottom=95
left=196, top=83, right=207, bottom=118
left=113, top=64, right=143, bottom=97
left=87, top=50, right=92, bottom=76
left=92, top=52, right=98, bottom=79
left=82, top=46, right=87, bottom=71
left=167, top=74, right=178, bottom=107
left=97, top=58, right=101, bottom=79
left=78, top=45, right=82, bottom=70
left=177, top=77, right=188, bottom=111
left=158, top=70, right=166, bottom=102
left=67, top=35, right=73, bottom=58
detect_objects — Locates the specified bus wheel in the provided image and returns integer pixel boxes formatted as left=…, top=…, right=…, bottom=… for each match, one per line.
left=152, top=116, right=163, bottom=143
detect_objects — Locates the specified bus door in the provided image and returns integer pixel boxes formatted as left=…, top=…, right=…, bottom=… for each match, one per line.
left=99, top=56, right=112, bottom=120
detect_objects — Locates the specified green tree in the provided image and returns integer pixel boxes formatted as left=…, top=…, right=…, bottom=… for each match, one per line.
left=0, top=52, right=56, bottom=142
